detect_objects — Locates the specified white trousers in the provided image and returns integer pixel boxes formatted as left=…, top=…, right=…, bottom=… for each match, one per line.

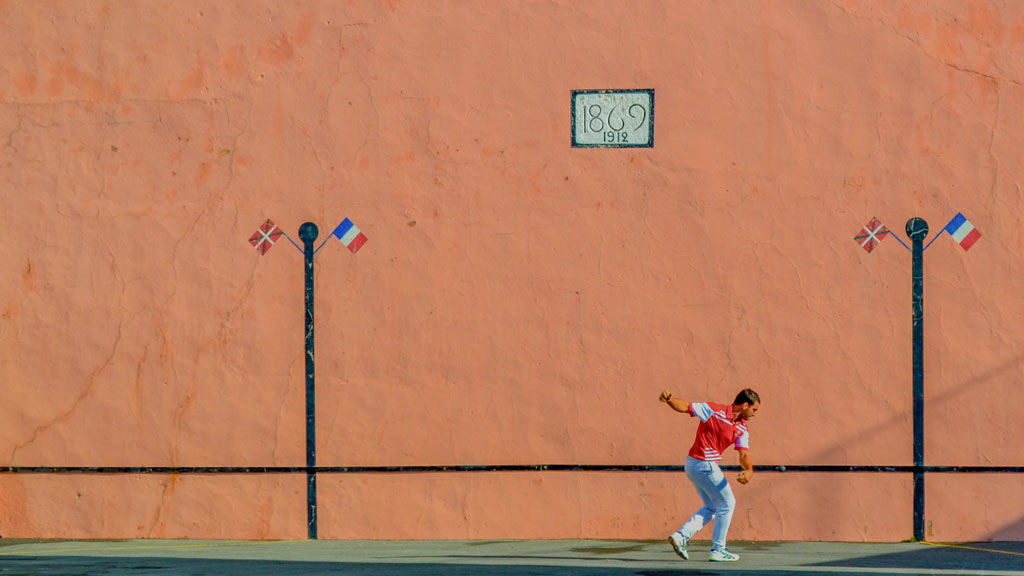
left=678, top=456, right=736, bottom=552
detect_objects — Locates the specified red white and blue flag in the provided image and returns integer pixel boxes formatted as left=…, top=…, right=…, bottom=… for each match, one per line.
left=854, top=217, right=889, bottom=253
left=944, top=213, right=981, bottom=251
left=249, top=219, right=283, bottom=255
left=331, top=218, right=368, bottom=254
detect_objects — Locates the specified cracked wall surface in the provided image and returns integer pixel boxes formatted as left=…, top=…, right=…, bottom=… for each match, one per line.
left=1, top=0, right=1023, bottom=541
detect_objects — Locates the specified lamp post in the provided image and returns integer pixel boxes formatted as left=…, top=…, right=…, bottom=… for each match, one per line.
left=299, top=222, right=319, bottom=540
left=906, top=217, right=928, bottom=542
left=248, top=217, right=368, bottom=540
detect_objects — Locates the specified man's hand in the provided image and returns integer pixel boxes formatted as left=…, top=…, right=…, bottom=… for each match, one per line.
left=737, top=471, right=750, bottom=484
left=659, top=390, right=672, bottom=403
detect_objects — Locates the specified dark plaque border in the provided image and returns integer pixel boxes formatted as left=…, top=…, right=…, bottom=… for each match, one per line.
left=571, top=89, right=655, bottom=148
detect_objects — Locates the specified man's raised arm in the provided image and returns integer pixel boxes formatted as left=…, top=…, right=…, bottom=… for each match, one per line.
left=659, top=390, right=690, bottom=413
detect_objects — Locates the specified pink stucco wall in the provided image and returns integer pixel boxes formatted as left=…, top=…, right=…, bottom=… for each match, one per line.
left=2, top=1, right=1023, bottom=541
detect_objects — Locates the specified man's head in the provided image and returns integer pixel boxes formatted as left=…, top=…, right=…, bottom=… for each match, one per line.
left=733, top=388, right=761, bottom=419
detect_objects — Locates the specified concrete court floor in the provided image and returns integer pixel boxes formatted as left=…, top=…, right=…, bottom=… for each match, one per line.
left=0, top=539, right=1020, bottom=575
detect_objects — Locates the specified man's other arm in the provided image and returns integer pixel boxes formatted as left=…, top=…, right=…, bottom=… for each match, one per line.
left=737, top=450, right=754, bottom=484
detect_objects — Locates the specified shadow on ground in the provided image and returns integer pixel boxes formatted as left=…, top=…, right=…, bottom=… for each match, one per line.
left=0, top=558, right=953, bottom=576
left=0, top=541, right=1021, bottom=575
left=812, top=541, right=1024, bottom=572
left=0, top=554, right=1019, bottom=575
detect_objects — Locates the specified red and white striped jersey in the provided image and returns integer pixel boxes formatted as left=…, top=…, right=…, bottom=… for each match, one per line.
left=686, top=402, right=750, bottom=462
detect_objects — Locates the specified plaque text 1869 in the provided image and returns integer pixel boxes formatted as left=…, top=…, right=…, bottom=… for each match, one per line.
left=572, top=89, right=654, bottom=148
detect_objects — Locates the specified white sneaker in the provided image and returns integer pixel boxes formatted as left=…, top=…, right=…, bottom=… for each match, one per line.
left=667, top=532, right=688, bottom=560
left=709, top=549, right=739, bottom=562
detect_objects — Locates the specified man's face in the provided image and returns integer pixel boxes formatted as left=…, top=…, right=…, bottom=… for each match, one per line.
left=740, top=401, right=760, bottom=420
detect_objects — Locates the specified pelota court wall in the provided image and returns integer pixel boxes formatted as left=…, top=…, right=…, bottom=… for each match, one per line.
left=1, top=1, right=1023, bottom=541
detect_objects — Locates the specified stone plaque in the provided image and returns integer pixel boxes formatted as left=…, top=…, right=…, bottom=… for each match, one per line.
left=572, top=89, right=654, bottom=148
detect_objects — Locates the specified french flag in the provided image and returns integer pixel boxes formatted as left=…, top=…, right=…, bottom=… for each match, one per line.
left=331, top=218, right=368, bottom=254
left=944, top=213, right=981, bottom=251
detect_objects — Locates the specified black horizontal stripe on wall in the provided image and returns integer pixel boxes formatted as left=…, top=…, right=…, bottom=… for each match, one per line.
left=0, top=465, right=1021, bottom=474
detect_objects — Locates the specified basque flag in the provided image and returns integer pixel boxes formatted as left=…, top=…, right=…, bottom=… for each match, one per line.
left=248, top=219, right=283, bottom=255
left=331, top=218, right=368, bottom=254
left=854, top=217, right=889, bottom=253
left=944, top=213, right=981, bottom=251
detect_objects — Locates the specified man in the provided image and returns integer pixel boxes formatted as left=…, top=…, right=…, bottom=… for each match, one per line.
left=658, top=388, right=760, bottom=562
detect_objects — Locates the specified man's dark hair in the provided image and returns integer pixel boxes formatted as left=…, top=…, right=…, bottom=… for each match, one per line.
left=734, top=388, right=760, bottom=406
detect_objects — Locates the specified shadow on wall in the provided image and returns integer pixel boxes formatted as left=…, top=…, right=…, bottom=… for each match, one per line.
left=776, top=355, right=1024, bottom=541
left=802, top=353, right=1024, bottom=464
left=989, top=515, right=1024, bottom=541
